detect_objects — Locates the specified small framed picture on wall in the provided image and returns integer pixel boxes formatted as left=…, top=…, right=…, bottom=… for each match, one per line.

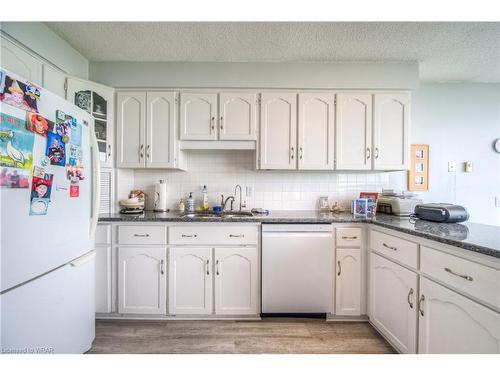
left=408, top=144, right=429, bottom=191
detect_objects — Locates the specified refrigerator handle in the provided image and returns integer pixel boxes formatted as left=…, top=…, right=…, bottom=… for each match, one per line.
left=90, top=129, right=101, bottom=238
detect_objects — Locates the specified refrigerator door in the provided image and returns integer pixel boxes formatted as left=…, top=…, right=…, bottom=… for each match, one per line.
left=0, top=250, right=96, bottom=353
left=1, top=70, right=96, bottom=292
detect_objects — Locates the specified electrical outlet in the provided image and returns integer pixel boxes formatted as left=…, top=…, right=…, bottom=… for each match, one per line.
left=495, top=196, right=500, bottom=208
left=245, top=186, right=253, bottom=198
left=448, top=162, right=456, bottom=172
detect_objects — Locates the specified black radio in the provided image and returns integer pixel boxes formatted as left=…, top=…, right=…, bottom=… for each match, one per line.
left=413, top=203, right=469, bottom=223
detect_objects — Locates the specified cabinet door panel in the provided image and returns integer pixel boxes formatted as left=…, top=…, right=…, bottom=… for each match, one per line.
left=1, top=37, right=42, bottom=85
left=418, top=277, right=500, bottom=354
left=215, top=247, right=259, bottom=315
left=259, top=92, right=297, bottom=169
left=42, top=65, right=66, bottom=99
left=118, top=247, right=167, bottom=314
left=336, top=248, right=361, bottom=315
left=335, top=93, right=372, bottom=170
left=146, top=92, right=177, bottom=168
left=373, top=93, right=409, bottom=170
left=180, top=93, right=217, bottom=140
left=298, top=93, right=335, bottom=170
left=95, top=245, right=112, bottom=313
left=219, top=93, right=257, bottom=140
left=370, top=253, right=418, bottom=353
left=169, top=247, right=213, bottom=315
left=116, top=92, right=146, bottom=168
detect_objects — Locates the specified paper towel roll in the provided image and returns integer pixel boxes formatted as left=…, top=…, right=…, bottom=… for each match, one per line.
left=154, top=180, right=168, bottom=212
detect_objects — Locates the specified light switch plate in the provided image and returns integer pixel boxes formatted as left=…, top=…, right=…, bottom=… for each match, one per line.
left=448, top=162, right=456, bottom=172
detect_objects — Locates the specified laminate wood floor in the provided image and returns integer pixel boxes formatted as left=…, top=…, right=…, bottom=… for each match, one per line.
left=89, top=318, right=396, bottom=354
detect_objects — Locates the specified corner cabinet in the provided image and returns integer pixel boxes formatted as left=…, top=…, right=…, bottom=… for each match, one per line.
left=116, top=91, right=185, bottom=169
left=335, top=248, right=361, bottom=316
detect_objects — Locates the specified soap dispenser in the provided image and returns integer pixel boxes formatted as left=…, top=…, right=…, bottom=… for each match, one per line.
left=186, top=192, right=195, bottom=213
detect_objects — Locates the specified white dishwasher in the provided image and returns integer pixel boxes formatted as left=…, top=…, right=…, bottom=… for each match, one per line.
left=262, top=224, right=333, bottom=314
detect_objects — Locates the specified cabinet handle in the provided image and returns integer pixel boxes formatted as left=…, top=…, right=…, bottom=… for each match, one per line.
left=366, top=147, right=371, bottom=159
left=299, top=147, right=303, bottom=160
left=337, top=260, right=341, bottom=276
left=133, top=233, right=150, bottom=237
left=444, top=267, right=474, bottom=282
left=229, top=234, right=244, bottom=238
left=418, top=294, right=425, bottom=317
left=140, top=144, right=144, bottom=159
left=181, top=234, right=197, bottom=238
left=211, top=116, right=215, bottom=131
left=290, top=147, right=295, bottom=160
left=216, top=260, right=220, bottom=275
left=407, top=288, right=414, bottom=309
left=382, top=242, right=397, bottom=251
left=375, top=147, right=379, bottom=159
left=341, top=236, right=357, bottom=240
left=206, top=259, right=210, bottom=275
left=146, top=144, right=150, bottom=159
left=160, top=259, right=164, bottom=275
left=107, top=144, right=111, bottom=157
left=220, top=116, right=224, bottom=130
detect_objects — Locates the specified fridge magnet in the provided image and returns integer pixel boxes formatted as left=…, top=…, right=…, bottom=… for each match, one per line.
left=70, top=122, right=82, bottom=146
left=0, top=113, right=34, bottom=171
left=45, top=132, right=66, bottom=166
left=359, top=192, right=379, bottom=216
left=353, top=198, right=368, bottom=218
left=68, top=145, right=83, bottom=166
left=66, top=164, right=84, bottom=182
left=39, top=155, right=50, bottom=167
left=54, top=110, right=72, bottom=143
left=0, top=69, right=5, bottom=93
left=69, top=182, right=80, bottom=198
left=32, top=165, right=46, bottom=178
left=0, top=75, right=39, bottom=112
left=26, top=112, right=54, bottom=137
left=31, top=173, right=53, bottom=200
left=0, top=167, right=30, bottom=188
left=408, top=144, right=429, bottom=191
left=29, top=197, right=49, bottom=216
left=74, top=90, right=92, bottom=113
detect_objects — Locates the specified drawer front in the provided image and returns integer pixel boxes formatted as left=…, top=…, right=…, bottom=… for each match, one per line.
left=421, top=246, right=500, bottom=310
left=336, top=228, right=362, bottom=247
left=118, top=225, right=167, bottom=245
left=96, top=224, right=111, bottom=245
left=370, top=230, right=418, bottom=269
left=169, top=226, right=258, bottom=245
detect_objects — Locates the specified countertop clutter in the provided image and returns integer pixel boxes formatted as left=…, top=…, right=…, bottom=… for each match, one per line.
left=98, top=211, right=500, bottom=258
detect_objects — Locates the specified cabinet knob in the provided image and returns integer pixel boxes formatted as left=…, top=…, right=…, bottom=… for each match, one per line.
left=211, top=116, right=215, bottom=131
left=220, top=116, right=224, bottom=130
left=146, top=145, right=150, bottom=159
left=140, top=144, right=144, bottom=158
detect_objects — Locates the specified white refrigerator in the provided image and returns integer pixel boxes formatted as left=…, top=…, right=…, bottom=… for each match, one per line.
left=0, top=69, right=100, bottom=354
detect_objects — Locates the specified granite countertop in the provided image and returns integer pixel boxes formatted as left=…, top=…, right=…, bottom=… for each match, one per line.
left=99, top=210, right=500, bottom=258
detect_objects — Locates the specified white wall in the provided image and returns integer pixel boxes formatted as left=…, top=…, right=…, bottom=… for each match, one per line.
left=390, top=82, right=500, bottom=225
left=89, top=61, right=418, bottom=89
left=0, top=22, right=88, bottom=78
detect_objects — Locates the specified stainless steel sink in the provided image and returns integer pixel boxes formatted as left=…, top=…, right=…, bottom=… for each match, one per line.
left=180, top=211, right=254, bottom=219
left=222, top=211, right=254, bottom=218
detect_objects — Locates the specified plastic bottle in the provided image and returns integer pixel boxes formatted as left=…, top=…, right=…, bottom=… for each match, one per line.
left=178, top=198, right=185, bottom=212
left=186, top=192, right=195, bottom=212
left=201, top=185, right=209, bottom=211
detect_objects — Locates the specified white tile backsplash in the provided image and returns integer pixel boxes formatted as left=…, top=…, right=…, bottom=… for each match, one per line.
left=123, top=151, right=392, bottom=212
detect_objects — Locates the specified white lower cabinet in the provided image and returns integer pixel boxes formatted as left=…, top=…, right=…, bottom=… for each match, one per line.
left=418, top=277, right=500, bottom=354
left=214, top=247, right=259, bottom=315
left=335, top=248, right=361, bottom=316
left=118, top=247, right=167, bottom=315
left=370, top=252, right=418, bottom=353
left=168, top=247, right=213, bottom=315
left=95, top=245, right=112, bottom=314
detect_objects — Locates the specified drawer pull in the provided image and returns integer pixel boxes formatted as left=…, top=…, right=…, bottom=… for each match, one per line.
left=133, top=233, right=150, bottom=237
left=444, top=267, right=473, bottom=282
left=229, top=234, right=244, bottom=238
left=160, top=259, right=165, bottom=275
left=382, top=242, right=397, bottom=251
left=407, top=288, right=414, bottom=309
left=418, top=294, right=425, bottom=316
left=181, top=234, right=197, bottom=238
left=341, top=236, right=358, bottom=240
left=337, top=260, right=341, bottom=276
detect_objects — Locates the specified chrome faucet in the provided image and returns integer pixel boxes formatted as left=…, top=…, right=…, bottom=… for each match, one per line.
left=221, top=194, right=235, bottom=211
left=234, top=184, right=243, bottom=212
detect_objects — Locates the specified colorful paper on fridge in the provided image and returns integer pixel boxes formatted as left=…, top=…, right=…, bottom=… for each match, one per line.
left=30, top=172, right=53, bottom=200
left=29, top=198, right=50, bottom=215
left=45, top=132, right=66, bottom=166
left=0, top=113, right=34, bottom=171
left=0, top=167, right=29, bottom=188
left=54, top=110, right=74, bottom=144
left=0, top=74, right=40, bottom=112
left=69, top=182, right=79, bottom=198
left=69, top=145, right=82, bottom=166
left=26, top=112, right=54, bottom=137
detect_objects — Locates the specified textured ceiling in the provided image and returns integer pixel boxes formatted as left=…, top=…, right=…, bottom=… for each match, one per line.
left=45, top=22, right=500, bottom=82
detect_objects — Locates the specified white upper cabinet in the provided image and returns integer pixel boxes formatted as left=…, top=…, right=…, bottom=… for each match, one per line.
left=298, top=93, right=335, bottom=170
left=116, top=91, right=146, bottom=168
left=146, top=92, right=177, bottom=168
left=370, top=253, right=418, bottom=354
left=373, top=93, right=410, bottom=170
left=335, top=248, right=361, bottom=316
left=180, top=93, right=218, bottom=140
left=169, top=247, right=213, bottom=315
left=42, top=65, right=66, bottom=99
left=0, top=37, right=42, bottom=85
left=67, top=78, right=115, bottom=168
left=118, top=247, right=167, bottom=315
left=418, top=277, right=500, bottom=354
left=214, top=247, right=259, bottom=315
left=335, top=93, right=373, bottom=170
left=219, top=93, right=257, bottom=140
left=259, top=92, right=297, bottom=170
